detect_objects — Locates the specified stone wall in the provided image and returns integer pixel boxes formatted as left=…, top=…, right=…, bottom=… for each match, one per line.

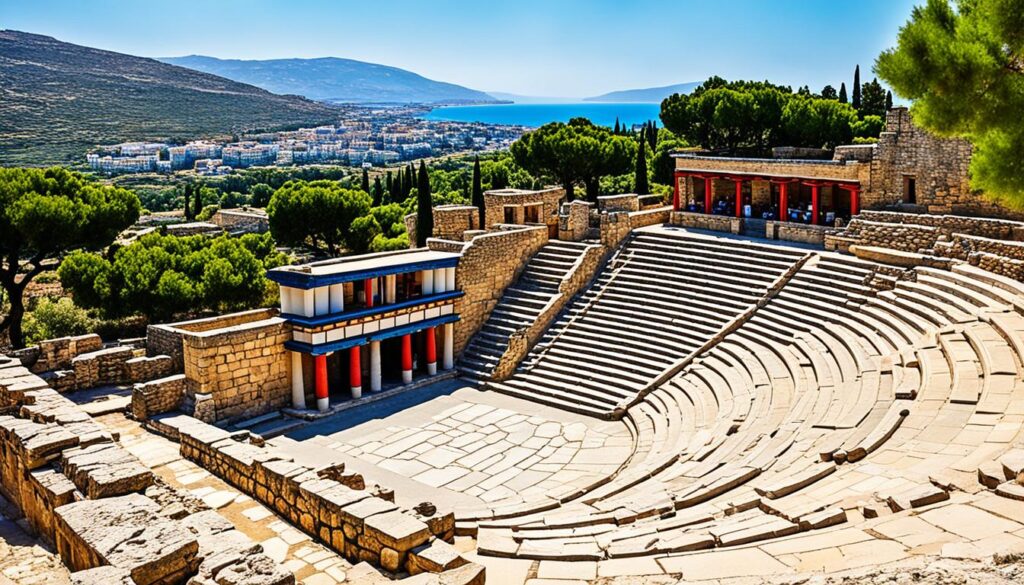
left=483, top=187, right=565, bottom=229
left=0, top=356, right=291, bottom=585
left=597, top=194, right=640, bottom=213
left=180, top=315, right=291, bottom=423
left=765, top=222, right=830, bottom=245
left=432, top=205, right=481, bottom=241
left=828, top=218, right=941, bottom=253
left=10, top=335, right=103, bottom=374
left=558, top=201, right=592, bottom=242
left=131, top=374, right=185, bottom=421
left=857, top=210, right=1024, bottom=240
left=432, top=226, right=548, bottom=357
left=148, top=309, right=278, bottom=373
left=670, top=210, right=739, bottom=234
left=162, top=414, right=483, bottom=583
left=210, top=208, right=269, bottom=233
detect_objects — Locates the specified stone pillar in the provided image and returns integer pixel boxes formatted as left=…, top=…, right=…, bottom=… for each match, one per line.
left=421, top=269, right=434, bottom=295
left=314, top=354, right=329, bottom=412
left=672, top=171, right=681, bottom=211
left=385, top=275, right=397, bottom=304
left=364, top=278, right=374, bottom=308
left=433, top=268, right=446, bottom=294
left=443, top=323, right=454, bottom=370
left=734, top=179, right=743, bottom=218
left=369, top=341, right=382, bottom=392
left=425, top=327, right=437, bottom=376
left=850, top=186, right=860, bottom=216
left=350, top=346, right=362, bottom=399
left=290, top=352, right=306, bottom=409
left=704, top=177, right=713, bottom=214
left=302, top=288, right=315, bottom=317
left=314, top=286, right=329, bottom=316
left=401, top=334, right=413, bottom=384
left=329, top=283, right=344, bottom=313
left=280, top=286, right=293, bottom=314
left=445, top=267, right=456, bottom=292
left=779, top=182, right=789, bottom=222
left=811, top=184, right=820, bottom=225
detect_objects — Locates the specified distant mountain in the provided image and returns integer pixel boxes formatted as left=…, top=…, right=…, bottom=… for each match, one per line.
left=0, top=30, right=340, bottom=166
left=584, top=82, right=702, bottom=103
left=161, top=55, right=498, bottom=105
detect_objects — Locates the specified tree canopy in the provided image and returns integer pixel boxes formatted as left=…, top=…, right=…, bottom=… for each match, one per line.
left=510, top=118, right=635, bottom=200
left=660, top=76, right=868, bottom=152
left=876, top=0, right=1024, bottom=204
left=0, top=167, right=140, bottom=348
left=59, top=232, right=285, bottom=321
left=266, top=180, right=372, bottom=255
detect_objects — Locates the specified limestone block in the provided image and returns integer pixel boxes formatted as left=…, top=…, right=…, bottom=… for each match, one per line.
left=406, top=539, right=467, bottom=574
left=438, top=563, right=486, bottom=585
left=61, top=442, right=154, bottom=499
left=210, top=553, right=295, bottom=585
left=70, top=566, right=134, bottom=585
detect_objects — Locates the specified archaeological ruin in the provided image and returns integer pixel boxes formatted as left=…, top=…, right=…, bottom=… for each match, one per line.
left=3, top=108, right=1024, bottom=585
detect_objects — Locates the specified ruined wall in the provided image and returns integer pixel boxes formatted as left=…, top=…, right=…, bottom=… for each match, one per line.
left=433, top=226, right=548, bottom=357
left=10, top=334, right=103, bottom=374
left=131, top=374, right=186, bottom=421
left=210, top=208, right=269, bottom=233
left=597, top=194, right=640, bottom=213
left=180, top=316, right=291, bottom=423
left=432, top=205, right=481, bottom=241
left=148, top=309, right=278, bottom=373
left=483, top=187, right=565, bottom=229
left=856, top=210, right=1024, bottom=240
left=670, top=210, right=739, bottom=234
left=766, top=222, right=829, bottom=245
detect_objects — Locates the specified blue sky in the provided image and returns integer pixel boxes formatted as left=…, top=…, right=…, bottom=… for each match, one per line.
left=2, top=0, right=919, bottom=97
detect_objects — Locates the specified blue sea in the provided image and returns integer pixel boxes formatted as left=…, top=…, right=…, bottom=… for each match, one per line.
left=421, top=102, right=662, bottom=129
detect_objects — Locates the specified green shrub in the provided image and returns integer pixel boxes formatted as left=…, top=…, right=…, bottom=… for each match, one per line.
left=369, top=233, right=410, bottom=252
left=22, top=298, right=95, bottom=345
left=196, top=204, right=220, bottom=222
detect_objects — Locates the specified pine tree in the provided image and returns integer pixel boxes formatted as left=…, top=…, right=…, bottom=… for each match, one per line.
left=416, top=161, right=433, bottom=247
left=372, top=177, right=383, bottom=206
left=885, top=90, right=893, bottom=111
left=635, top=128, right=650, bottom=195
left=852, top=65, right=862, bottom=110
left=471, top=156, right=484, bottom=227
left=839, top=82, right=848, bottom=104
left=361, top=168, right=370, bottom=193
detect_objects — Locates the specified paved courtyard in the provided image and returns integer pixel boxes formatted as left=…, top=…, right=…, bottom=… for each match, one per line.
left=271, top=381, right=632, bottom=514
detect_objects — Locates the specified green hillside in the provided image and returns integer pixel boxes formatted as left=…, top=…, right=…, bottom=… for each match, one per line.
left=0, top=30, right=341, bottom=166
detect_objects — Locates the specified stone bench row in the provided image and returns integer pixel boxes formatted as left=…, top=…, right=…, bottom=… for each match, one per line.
left=156, top=413, right=484, bottom=583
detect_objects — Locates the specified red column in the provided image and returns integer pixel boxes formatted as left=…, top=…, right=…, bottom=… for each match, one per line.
left=349, top=346, right=362, bottom=397
left=778, top=182, right=789, bottom=222
left=704, top=177, right=713, bottom=214
left=364, top=278, right=374, bottom=308
left=314, top=354, right=328, bottom=411
left=672, top=171, right=681, bottom=211
left=849, top=186, right=860, bottom=216
left=811, top=184, right=820, bottom=225
left=734, top=179, right=743, bottom=218
left=424, top=327, right=437, bottom=375
left=400, top=334, right=413, bottom=384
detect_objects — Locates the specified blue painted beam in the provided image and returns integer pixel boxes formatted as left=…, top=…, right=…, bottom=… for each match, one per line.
left=267, top=258, right=460, bottom=289
left=281, top=290, right=464, bottom=328
left=285, top=313, right=461, bottom=356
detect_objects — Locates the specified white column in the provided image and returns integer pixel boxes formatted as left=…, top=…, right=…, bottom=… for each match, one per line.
left=421, top=270, right=434, bottom=295
left=301, top=288, right=315, bottom=317
left=314, top=286, right=329, bottom=316
left=443, top=323, right=454, bottom=370
left=329, top=283, right=344, bottom=313
left=370, top=341, right=382, bottom=392
left=385, top=275, right=397, bottom=304
left=280, top=286, right=293, bottom=314
left=445, top=267, right=456, bottom=292
left=290, top=352, right=306, bottom=409
left=289, top=288, right=303, bottom=316
left=433, top=269, right=446, bottom=293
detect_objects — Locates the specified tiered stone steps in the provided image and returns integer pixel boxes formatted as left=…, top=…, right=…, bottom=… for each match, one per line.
left=459, top=240, right=594, bottom=379
left=469, top=246, right=1024, bottom=563
left=487, top=231, right=808, bottom=418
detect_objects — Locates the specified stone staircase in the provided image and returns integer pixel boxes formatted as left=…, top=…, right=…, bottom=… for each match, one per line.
left=459, top=240, right=595, bottom=380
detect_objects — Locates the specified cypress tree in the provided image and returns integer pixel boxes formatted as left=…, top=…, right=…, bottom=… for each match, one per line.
left=416, top=161, right=433, bottom=247
left=193, top=182, right=203, bottom=219
left=852, top=65, right=862, bottom=110
left=372, top=176, right=383, bottom=206
left=406, top=164, right=415, bottom=198
left=386, top=171, right=393, bottom=200
left=182, top=183, right=193, bottom=221
left=471, top=156, right=484, bottom=227
left=613, top=118, right=620, bottom=134
left=647, top=121, right=657, bottom=151
left=361, top=168, right=370, bottom=193
left=839, top=82, right=848, bottom=104
left=885, top=90, right=893, bottom=111
left=635, top=128, right=649, bottom=195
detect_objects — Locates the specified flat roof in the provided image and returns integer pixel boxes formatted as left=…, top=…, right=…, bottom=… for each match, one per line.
left=267, top=248, right=461, bottom=289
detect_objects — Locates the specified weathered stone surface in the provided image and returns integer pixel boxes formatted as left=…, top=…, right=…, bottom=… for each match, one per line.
left=209, top=553, right=294, bottom=585
left=407, top=539, right=467, bottom=574
left=70, top=565, right=134, bottom=585
left=61, top=442, right=154, bottom=499
left=364, top=510, right=431, bottom=553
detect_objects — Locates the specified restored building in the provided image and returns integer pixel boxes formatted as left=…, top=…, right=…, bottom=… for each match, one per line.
left=268, top=249, right=462, bottom=412
left=483, top=187, right=566, bottom=236
left=671, top=107, right=1020, bottom=226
